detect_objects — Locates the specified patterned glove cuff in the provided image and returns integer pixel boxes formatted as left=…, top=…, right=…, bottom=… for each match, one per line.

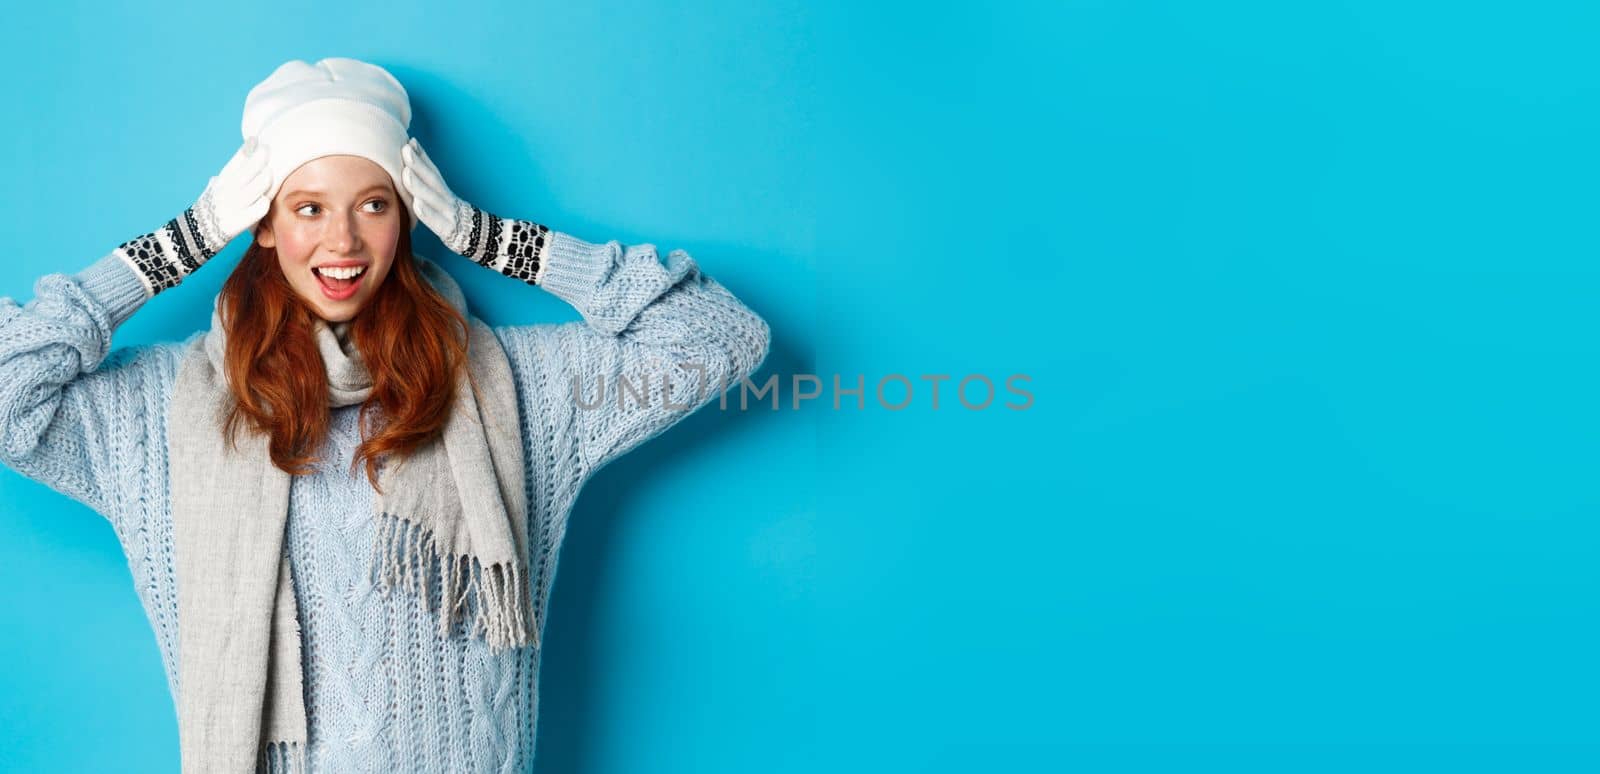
left=112, top=205, right=222, bottom=297
left=450, top=202, right=551, bottom=287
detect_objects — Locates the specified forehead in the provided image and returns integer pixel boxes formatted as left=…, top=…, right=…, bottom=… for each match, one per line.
left=280, top=155, right=394, bottom=197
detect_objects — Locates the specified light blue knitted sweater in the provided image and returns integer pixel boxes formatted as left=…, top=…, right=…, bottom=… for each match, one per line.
left=0, top=230, right=770, bottom=772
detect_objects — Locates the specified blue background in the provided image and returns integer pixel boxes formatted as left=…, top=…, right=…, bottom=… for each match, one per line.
left=2, top=0, right=1597, bottom=771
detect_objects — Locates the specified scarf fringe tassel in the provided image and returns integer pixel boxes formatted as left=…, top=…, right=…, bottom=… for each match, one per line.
left=259, top=740, right=306, bottom=773
left=369, top=511, right=539, bottom=652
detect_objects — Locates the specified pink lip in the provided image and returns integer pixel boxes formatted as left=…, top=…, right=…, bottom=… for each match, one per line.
left=314, top=267, right=365, bottom=301
left=314, top=260, right=370, bottom=269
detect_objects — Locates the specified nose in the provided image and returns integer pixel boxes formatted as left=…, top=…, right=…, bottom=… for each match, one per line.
left=325, top=210, right=362, bottom=253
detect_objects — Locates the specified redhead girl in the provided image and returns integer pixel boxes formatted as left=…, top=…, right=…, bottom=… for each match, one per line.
left=0, top=57, right=769, bottom=772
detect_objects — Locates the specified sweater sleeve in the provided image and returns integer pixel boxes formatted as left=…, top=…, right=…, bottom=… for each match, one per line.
left=0, top=250, right=164, bottom=524
left=492, top=230, right=771, bottom=477
left=489, top=229, right=769, bottom=642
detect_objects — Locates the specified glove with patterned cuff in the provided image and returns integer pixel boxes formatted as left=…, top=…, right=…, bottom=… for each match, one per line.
left=399, top=137, right=550, bottom=286
left=113, top=138, right=273, bottom=297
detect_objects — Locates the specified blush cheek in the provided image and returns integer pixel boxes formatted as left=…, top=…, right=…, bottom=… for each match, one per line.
left=275, top=230, right=319, bottom=266
left=364, top=227, right=400, bottom=290
left=273, top=234, right=320, bottom=303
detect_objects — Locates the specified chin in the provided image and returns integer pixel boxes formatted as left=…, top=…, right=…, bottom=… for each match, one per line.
left=300, top=292, right=362, bottom=323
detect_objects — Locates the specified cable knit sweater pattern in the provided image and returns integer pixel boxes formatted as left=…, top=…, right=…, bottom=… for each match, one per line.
left=0, top=230, right=770, bottom=773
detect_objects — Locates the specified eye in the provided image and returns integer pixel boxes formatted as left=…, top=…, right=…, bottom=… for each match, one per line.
left=295, top=203, right=321, bottom=217
left=364, top=199, right=388, bottom=213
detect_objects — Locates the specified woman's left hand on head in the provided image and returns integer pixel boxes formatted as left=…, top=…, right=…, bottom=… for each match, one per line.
left=400, top=138, right=476, bottom=256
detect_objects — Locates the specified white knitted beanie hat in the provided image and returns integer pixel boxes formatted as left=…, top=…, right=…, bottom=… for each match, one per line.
left=241, top=57, right=419, bottom=230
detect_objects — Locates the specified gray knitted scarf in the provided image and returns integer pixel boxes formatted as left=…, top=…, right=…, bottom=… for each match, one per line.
left=168, top=256, right=536, bottom=773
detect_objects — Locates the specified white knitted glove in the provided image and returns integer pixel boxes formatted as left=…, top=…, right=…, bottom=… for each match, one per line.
left=400, top=138, right=550, bottom=285
left=114, top=138, right=273, bottom=296
left=195, top=137, right=274, bottom=246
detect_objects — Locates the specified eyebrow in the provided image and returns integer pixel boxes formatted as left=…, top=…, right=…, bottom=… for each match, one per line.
left=282, top=184, right=391, bottom=200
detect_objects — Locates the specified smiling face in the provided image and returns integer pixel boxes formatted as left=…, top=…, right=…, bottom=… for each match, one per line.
left=255, top=155, right=401, bottom=323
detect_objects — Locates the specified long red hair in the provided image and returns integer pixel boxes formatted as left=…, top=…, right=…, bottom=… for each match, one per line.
left=215, top=201, right=477, bottom=493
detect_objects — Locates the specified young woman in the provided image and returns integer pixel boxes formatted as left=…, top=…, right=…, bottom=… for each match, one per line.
left=0, top=58, right=769, bottom=772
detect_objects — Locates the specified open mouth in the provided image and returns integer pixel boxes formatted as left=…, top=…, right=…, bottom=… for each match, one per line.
left=314, top=265, right=367, bottom=300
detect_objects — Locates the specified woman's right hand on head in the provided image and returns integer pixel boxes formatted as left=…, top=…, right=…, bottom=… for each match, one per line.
left=112, top=139, right=273, bottom=296
left=195, top=137, right=273, bottom=247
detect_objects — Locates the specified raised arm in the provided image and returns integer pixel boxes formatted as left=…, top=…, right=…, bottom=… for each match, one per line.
left=400, top=140, right=769, bottom=642
left=0, top=140, right=272, bottom=526
left=400, top=139, right=771, bottom=476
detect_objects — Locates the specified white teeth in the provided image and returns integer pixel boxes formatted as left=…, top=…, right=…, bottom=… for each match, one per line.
left=316, top=265, right=366, bottom=280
